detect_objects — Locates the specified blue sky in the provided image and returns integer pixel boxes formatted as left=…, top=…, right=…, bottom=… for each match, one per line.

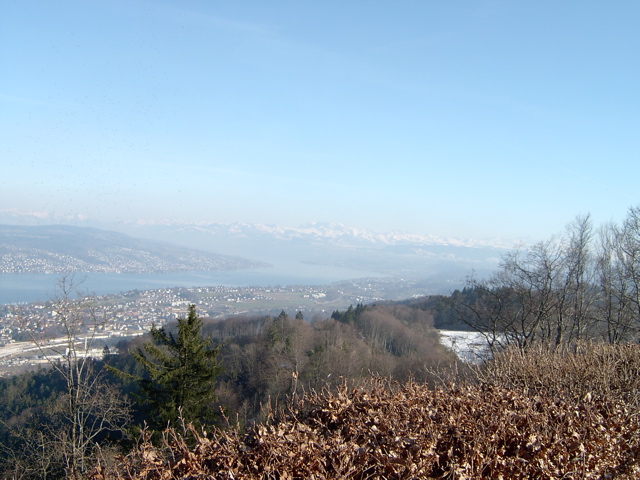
left=1, top=1, right=639, bottom=242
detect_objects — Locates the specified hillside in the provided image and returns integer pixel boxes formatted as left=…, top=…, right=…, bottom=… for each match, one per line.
left=101, top=378, right=640, bottom=479
left=118, top=221, right=507, bottom=286
left=0, top=217, right=511, bottom=291
left=0, top=225, right=268, bottom=274
left=3, top=282, right=640, bottom=478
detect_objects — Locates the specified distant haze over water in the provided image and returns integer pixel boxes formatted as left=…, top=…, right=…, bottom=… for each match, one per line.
left=0, top=262, right=386, bottom=305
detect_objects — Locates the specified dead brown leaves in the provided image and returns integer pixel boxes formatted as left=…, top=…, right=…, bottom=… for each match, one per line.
left=477, top=342, right=640, bottom=409
left=98, top=376, right=640, bottom=479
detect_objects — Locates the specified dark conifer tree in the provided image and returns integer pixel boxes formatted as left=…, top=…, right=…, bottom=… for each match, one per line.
left=133, top=305, right=222, bottom=429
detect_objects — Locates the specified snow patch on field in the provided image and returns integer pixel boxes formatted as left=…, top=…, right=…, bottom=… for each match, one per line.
left=438, top=330, right=490, bottom=363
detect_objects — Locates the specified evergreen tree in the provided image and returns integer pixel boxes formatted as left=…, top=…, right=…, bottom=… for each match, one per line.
left=344, top=305, right=356, bottom=323
left=133, top=305, right=222, bottom=429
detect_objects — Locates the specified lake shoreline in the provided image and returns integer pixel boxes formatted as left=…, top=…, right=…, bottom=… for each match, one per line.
left=0, top=262, right=386, bottom=305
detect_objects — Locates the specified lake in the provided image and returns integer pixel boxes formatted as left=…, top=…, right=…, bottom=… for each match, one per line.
left=0, top=261, right=385, bottom=305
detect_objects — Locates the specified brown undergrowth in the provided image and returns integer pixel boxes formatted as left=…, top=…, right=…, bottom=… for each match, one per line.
left=476, top=342, right=640, bottom=408
left=94, top=375, right=640, bottom=479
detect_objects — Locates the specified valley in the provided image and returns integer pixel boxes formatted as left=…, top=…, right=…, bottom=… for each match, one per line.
left=0, top=275, right=441, bottom=375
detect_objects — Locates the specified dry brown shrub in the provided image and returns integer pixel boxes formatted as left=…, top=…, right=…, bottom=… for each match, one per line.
left=94, top=376, right=640, bottom=479
left=476, top=341, right=640, bottom=407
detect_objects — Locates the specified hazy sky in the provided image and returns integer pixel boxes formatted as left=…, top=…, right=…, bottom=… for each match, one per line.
left=2, top=1, right=638, bottom=242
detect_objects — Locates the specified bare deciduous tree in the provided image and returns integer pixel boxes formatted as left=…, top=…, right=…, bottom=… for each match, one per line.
left=17, top=276, right=131, bottom=478
left=453, top=214, right=608, bottom=350
left=596, top=208, right=640, bottom=343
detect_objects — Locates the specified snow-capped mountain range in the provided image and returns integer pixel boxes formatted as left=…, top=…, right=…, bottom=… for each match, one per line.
left=127, top=220, right=515, bottom=250
left=118, top=220, right=510, bottom=281
left=1, top=211, right=513, bottom=283
left=0, top=210, right=515, bottom=250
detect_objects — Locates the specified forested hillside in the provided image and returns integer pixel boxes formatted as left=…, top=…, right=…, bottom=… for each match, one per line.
left=0, top=225, right=267, bottom=274
left=0, top=301, right=455, bottom=478
left=4, top=207, right=640, bottom=478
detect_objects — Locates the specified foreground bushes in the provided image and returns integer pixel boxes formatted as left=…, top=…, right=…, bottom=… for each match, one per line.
left=95, top=377, right=640, bottom=479
left=477, top=342, right=640, bottom=407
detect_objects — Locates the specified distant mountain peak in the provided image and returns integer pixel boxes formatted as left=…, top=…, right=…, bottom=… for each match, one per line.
left=0, top=210, right=517, bottom=250
left=131, top=221, right=514, bottom=249
left=0, top=224, right=267, bottom=274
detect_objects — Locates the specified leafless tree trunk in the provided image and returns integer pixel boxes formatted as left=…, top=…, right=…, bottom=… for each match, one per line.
left=454, top=215, right=603, bottom=351
left=556, top=214, right=598, bottom=343
left=18, top=275, right=131, bottom=478
left=596, top=208, right=640, bottom=343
